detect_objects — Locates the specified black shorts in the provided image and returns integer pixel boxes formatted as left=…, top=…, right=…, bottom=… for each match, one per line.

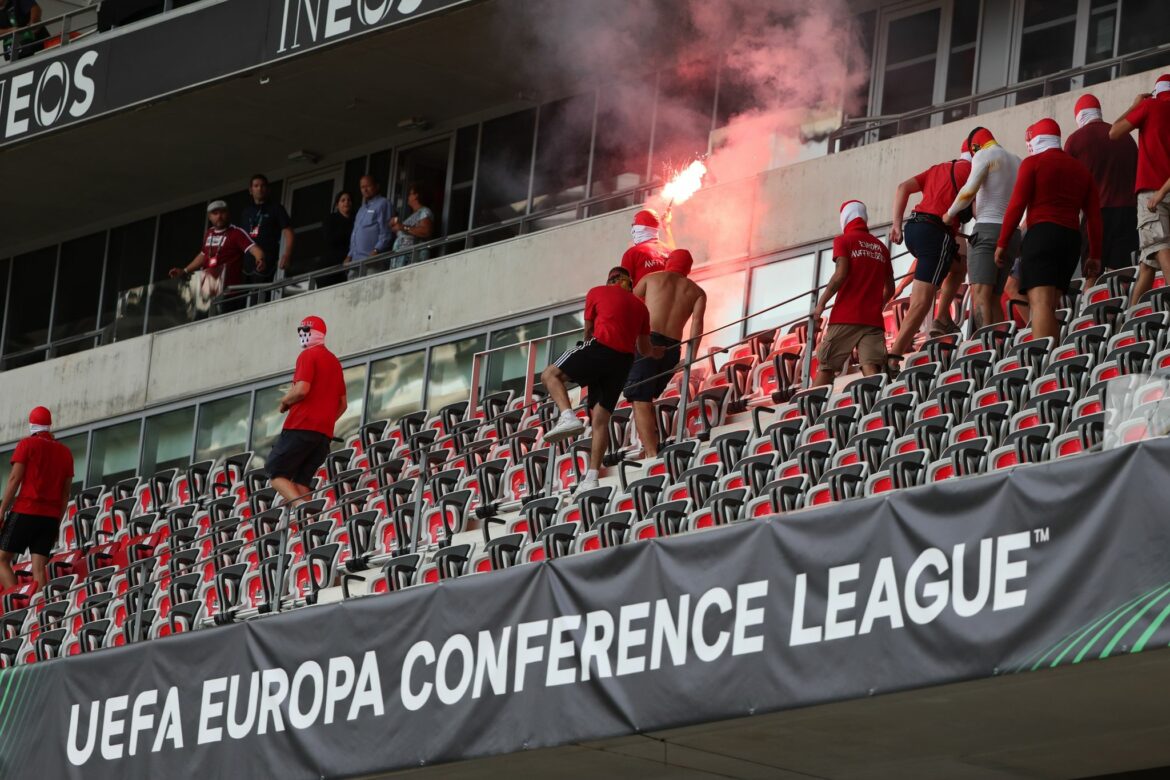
left=904, top=216, right=958, bottom=286
left=1082, top=206, right=1138, bottom=271
left=265, top=429, right=331, bottom=486
left=624, top=332, right=682, bottom=403
left=553, top=339, right=634, bottom=413
left=1019, top=223, right=1082, bottom=293
left=0, top=512, right=58, bottom=558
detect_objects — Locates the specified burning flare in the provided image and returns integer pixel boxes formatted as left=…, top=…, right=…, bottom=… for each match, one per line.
left=661, top=158, right=708, bottom=207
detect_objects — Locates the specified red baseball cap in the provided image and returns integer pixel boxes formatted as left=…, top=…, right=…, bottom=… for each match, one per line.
left=1074, top=94, right=1100, bottom=114
left=29, top=406, right=51, bottom=427
left=632, top=209, right=660, bottom=228
left=299, top=315, right=326, bottom=334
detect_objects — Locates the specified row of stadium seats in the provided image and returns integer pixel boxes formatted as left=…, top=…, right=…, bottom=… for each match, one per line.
left=1, top=267, right=1167, bottom=665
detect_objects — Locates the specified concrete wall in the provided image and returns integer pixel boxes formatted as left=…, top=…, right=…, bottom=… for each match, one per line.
left=0, top=67, right=1159, bottom=444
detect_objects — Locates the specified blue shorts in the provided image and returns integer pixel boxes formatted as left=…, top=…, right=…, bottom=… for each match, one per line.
left=904, top=217, right=958, bottom=287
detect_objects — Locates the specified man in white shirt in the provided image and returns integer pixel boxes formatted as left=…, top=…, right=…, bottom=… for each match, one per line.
left=945, top=127, right=1022, bottom=328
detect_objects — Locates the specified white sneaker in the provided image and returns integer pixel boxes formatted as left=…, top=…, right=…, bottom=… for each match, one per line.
left=545, top=413, right=585, bottom=443
left=576, top=476, right=600, bottom=494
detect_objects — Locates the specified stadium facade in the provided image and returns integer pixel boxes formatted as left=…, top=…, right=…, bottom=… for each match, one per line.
left=1, top=0, right=1170, bottom=777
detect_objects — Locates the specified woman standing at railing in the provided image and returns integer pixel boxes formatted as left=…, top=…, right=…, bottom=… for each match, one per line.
left=389, top=183, right=435, bottom=267
left=320, top=191, right=355, bottom=288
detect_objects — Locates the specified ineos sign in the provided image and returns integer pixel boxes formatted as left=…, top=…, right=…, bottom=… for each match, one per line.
left=275, top=0, right=432, bottom=54
left=0, top=50, right=99, bottom=142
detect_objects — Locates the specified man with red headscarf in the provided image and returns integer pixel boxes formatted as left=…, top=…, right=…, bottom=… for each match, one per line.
left=997, top=119, right=1102, bottom=341
left=813, top=201, right=894, bottom=386
left=944, top=127, right=1021, bottom=328
left=0, top=407, right=73, bottom=589
left=620, top=208, right=674, bottom=285
left=266, top=315, right=346, bottom=507
left=1066, top=93, right=1137, bottom=284
left=625, top=248, right=707, bottom=458
left=1110, top=74, right=1170, bottom=304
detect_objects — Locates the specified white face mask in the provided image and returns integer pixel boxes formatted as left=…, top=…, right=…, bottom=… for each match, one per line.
left=298, top=329, right=310, bottom=349
left=631, top=225, right=659, bottom=245
left=29, top=424, right=51, bottom=434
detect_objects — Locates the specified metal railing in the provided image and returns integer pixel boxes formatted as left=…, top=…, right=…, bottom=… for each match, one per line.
left=828, top=42, right=1170, bottom=154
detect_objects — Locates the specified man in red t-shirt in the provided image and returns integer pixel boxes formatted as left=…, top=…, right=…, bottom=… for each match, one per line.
left=169, top=200, right=266, bottom=314
left=266, top=316, right=347, bottom=508
left=1110, top=74, right=1170, bottom=304
left=0, top=407, right=74, bottom=589
left=541, top=267, right=661, bottom=493
left=1066, top=93, right=1137, bottom=280
left=812, top=201, right=894, bottom=386
left=996, top=118, right=1102, bottom=341
left=887, top=142, right=971, bottom=372
left=620, top=208, right=674, bottom=285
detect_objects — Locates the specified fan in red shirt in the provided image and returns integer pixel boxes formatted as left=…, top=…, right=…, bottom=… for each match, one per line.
left=1110, top=74, right=1170, bottom=304
left=0, top=407, right=74, bottom=589
left=1065, top=93, right=1137, bottom=280
left=620, top=209, right=673, bottom=285
left=541, top=267, right=661, bottom=493
left=997, top=118, right=1102, bottom=340
left=812, top=201, right=895, bottom=386
left=887, top=140, right=972, bottom=372
left=169, top=200, right=266, bottom=314
left=266, top=316, right=347, bottom=507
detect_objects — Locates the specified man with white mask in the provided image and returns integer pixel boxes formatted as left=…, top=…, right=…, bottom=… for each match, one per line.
left=1066, top=93, right=1138, bottom=285
left=266, top=315, right=347, bottom=508
left=620, top=208, right=674, bottom=285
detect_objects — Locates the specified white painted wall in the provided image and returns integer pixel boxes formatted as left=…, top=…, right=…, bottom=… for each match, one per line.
left=0, top=67, right=1159, bottom=444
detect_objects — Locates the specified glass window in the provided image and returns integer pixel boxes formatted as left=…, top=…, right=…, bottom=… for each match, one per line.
left=53, top=232, right=106, bottom=343
left=850, top=11, right=878, bottom=119
left=367, top=350, right=426, bottom=424
left=368, top=151, right=392, bottom=194
left=1117, top=0, right=1170, bottom=73
left=5, top=246, right=56, bottom=357
left=448, top=125, right=479, bottom=237
left=59, top=433, right=89, bottom=493
left=881, top=8, right=941, bottom=121
left=747, top=254, right=816, bottom=334
left=344, top=156, right=367, bottom=202
left=474, top=110, right=536, bottom=228
left=102, top=218, right=156, bottom=342
left=88, top=420, right=141, bottom=487
left=251, top=384, right=289, bottom=466
left=195, top=393, right=251, bottom=462
left=1016, top=0, right=1077, bottom=101
left=590, top=75, right=656, bottom=204
left=943, top=1, right=980, bottom=120
left=652, top=61, right=717, bottom=174
left=531, top=93, right=595, bottom=215
left=141, top=408, right=195, bottom=475
left=0, top=451, right=14, bottom=499
left=427, top=335, right=487, bottom=411
left=0, top=258, right=9, bottom=350
left=148, top=203, right=205, bottom=334
left=486, top=320, right=550, bottom=396
left=548, top=312, right=585, bottom=361
left=335, top=364, right=367, bottom=446
left=696, top=271, right=746, bottom=371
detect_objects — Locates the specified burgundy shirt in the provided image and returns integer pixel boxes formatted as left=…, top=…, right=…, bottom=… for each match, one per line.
left=1065, top=121, right=1137, bottom=209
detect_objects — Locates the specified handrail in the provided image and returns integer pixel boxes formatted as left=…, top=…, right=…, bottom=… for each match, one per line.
left=828, top=41, right=1170, bottom=153
left=0, top=2, right=101, bottom=64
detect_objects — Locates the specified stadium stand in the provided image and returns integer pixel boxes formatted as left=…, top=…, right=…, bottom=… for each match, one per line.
left=0, top=255, right=1165, bottom=667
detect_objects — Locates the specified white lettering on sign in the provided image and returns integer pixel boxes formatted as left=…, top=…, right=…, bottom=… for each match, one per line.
left=1, top=50, right=99, bottom=142
left=277, top=0, right=439, bottom=53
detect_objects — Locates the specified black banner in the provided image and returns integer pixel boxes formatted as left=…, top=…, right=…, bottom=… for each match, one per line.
left=2, top=437, right=1170, bottom=779
left=0, top=0, right=468, bottom=147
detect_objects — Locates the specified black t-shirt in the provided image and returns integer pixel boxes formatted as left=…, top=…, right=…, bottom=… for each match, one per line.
left=2, top=0, right=39, bottom=27
left=240, top=201, right=291, bottom=272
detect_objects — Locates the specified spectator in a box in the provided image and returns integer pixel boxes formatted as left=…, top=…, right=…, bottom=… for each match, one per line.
left=621, top=208, right=674, bottom=286
left=943, top=127, right=1021, bottom=329
left=542, top=267, right=662, bottom=493
left=242, top=174, right=294, bottom=284
left=0, top=407, right=73, bottom=590
left=886, top=141, right=971, bottom=374
left=0, top=0, right=48, bottom=61
left=1066, top=94, right=1137, bottom=286
left=812, top=201, right=894, bottom=386
left=1110, top=75, right=1170, bottom=305
left=997, top=118, right=1102, bottom=341
left=319, top=191, right=355, bottom=288
left=345, top=176, right=393, bottom=275
left=169, top=201, right=265, bottom=314
left=390, top=182, right=436, bottom=267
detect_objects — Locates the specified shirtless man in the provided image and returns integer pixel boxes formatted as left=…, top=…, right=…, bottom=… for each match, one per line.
left=624, top=249, right=707, bottom=458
